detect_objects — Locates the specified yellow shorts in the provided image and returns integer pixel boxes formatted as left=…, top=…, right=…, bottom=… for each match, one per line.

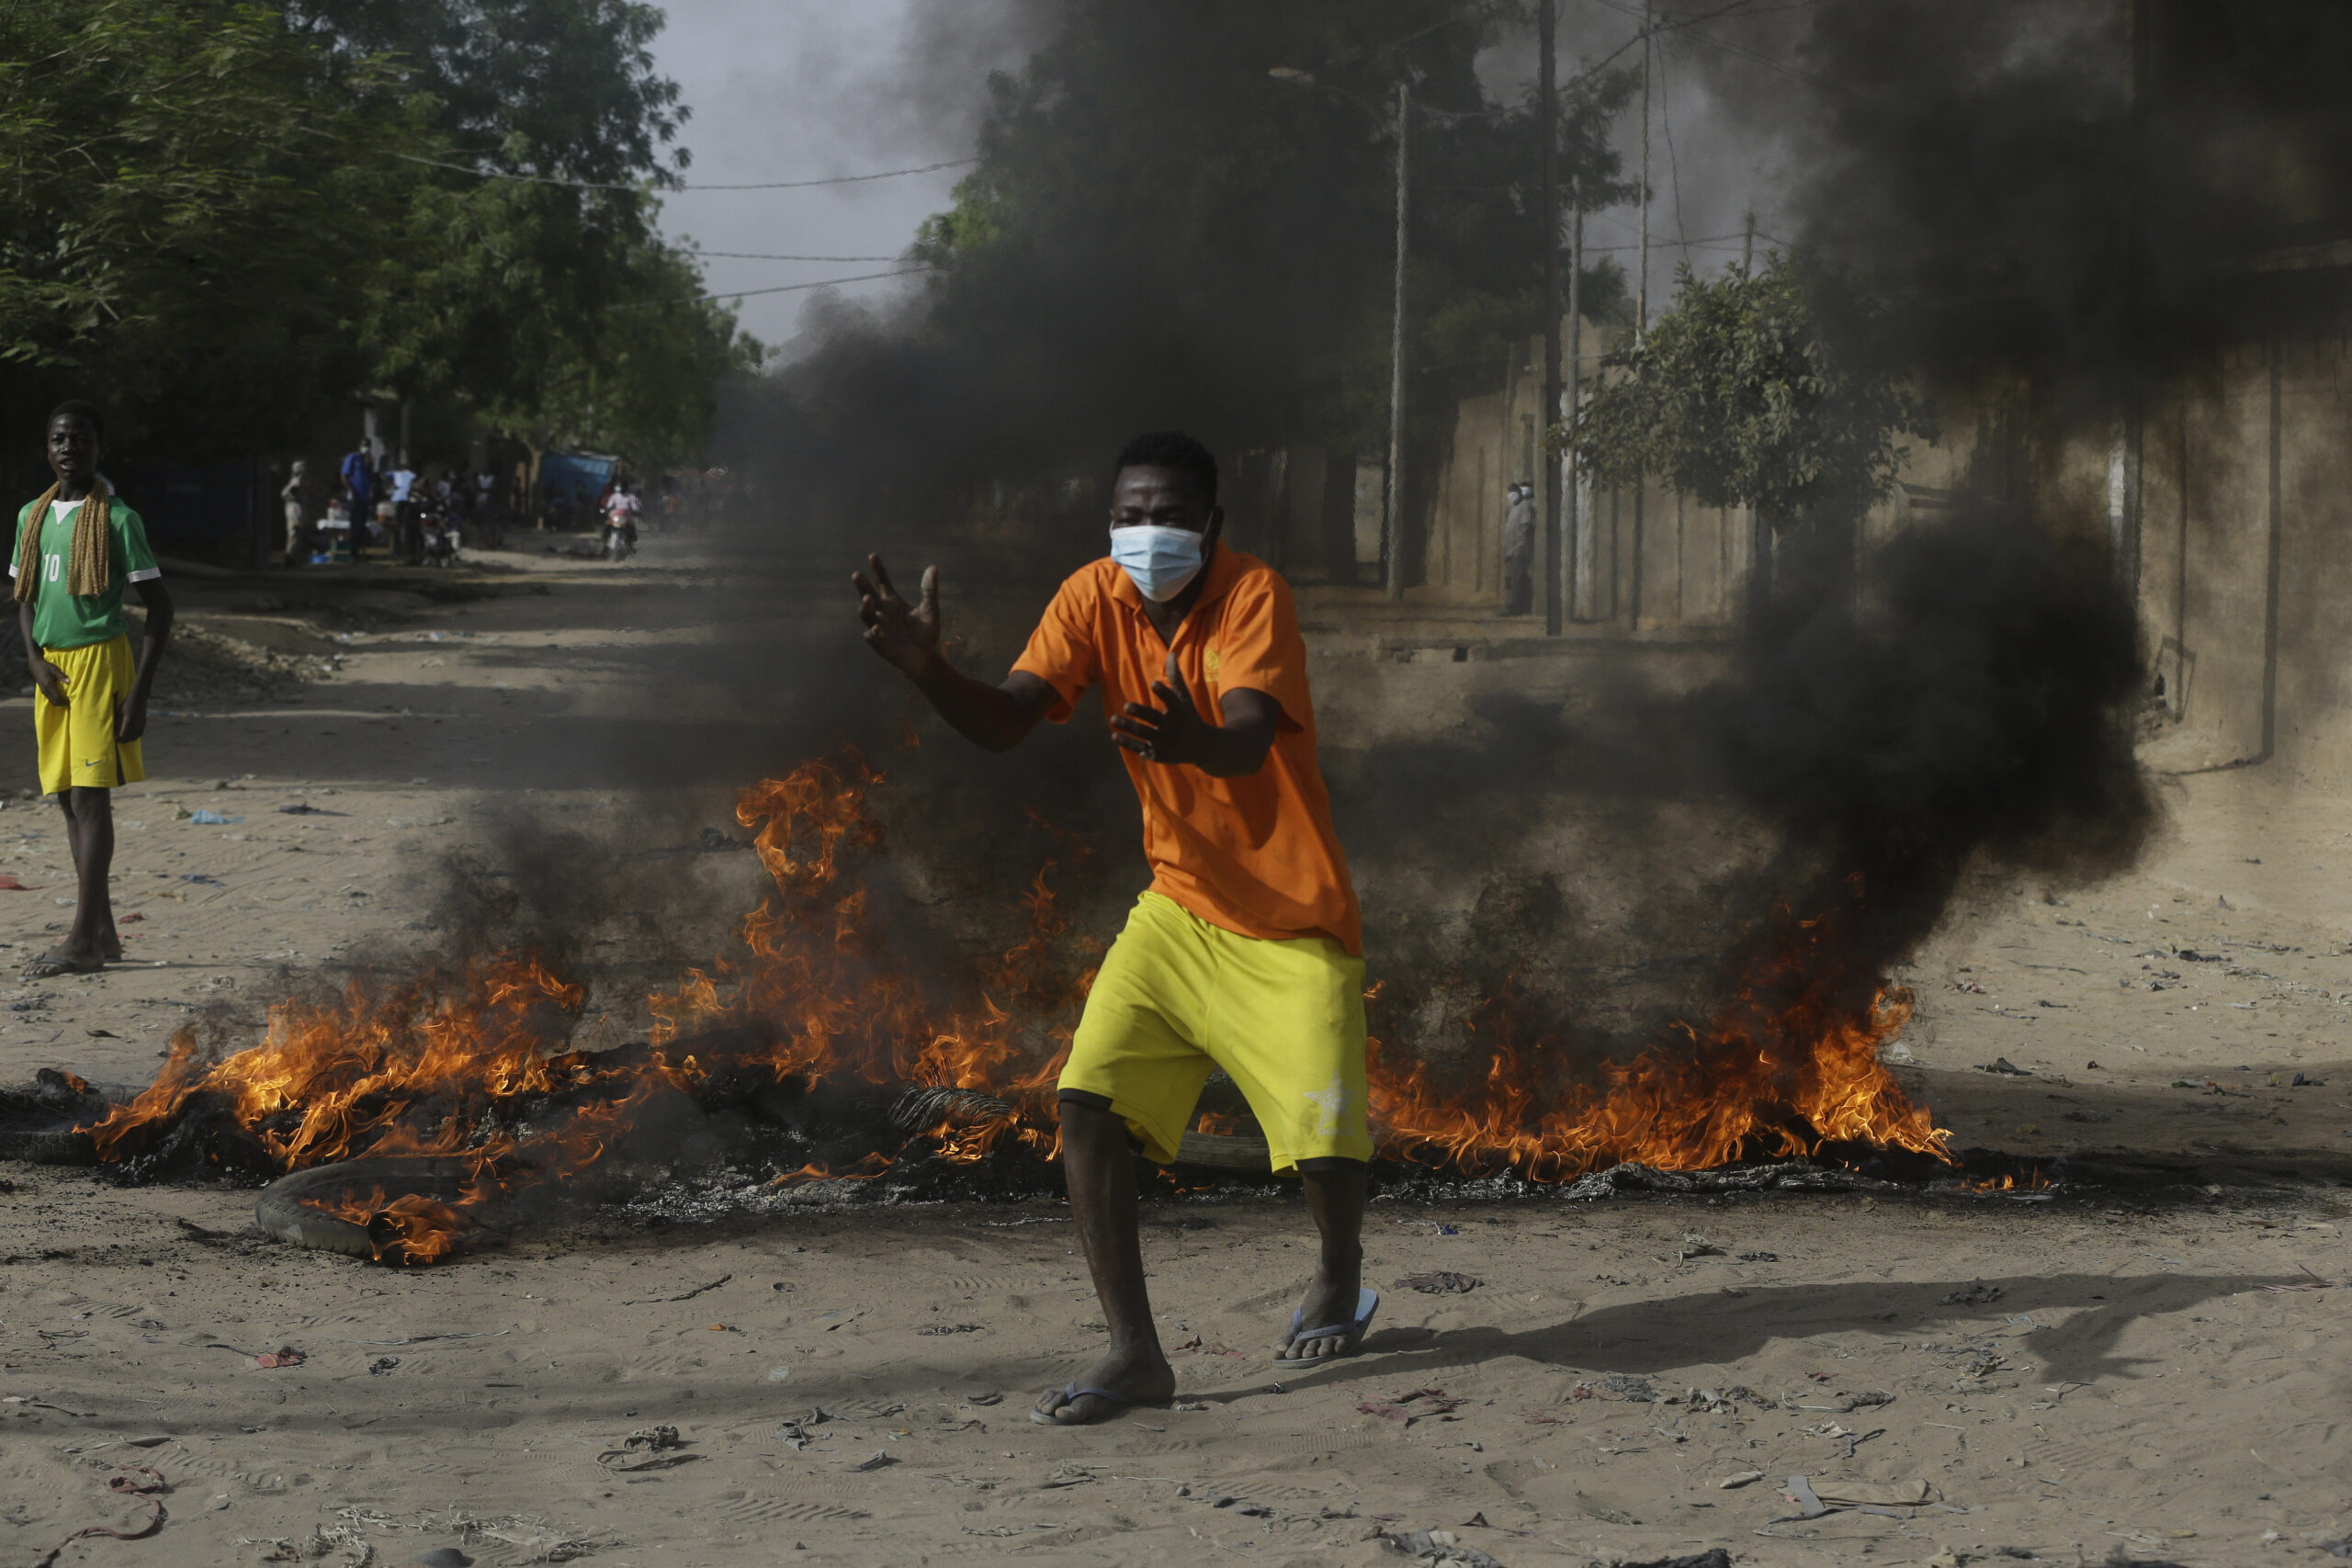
left=35, top=634, right=143, bottom=795
left=1059, top=891, right=1372, bottom=1172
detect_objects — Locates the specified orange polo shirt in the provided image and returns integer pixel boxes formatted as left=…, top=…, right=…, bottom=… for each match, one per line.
left=1012, top=547, right=1362, bottom=955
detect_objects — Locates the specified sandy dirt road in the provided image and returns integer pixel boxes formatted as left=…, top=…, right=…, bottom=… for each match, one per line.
left=0, top=536, right=2345, bottom=1568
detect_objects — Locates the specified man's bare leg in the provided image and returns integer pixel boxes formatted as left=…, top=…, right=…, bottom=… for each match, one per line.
left=1034, top=1098, right=1176, bottom=1424
left=37, top=788, right=114, bottom=972
left=1277, top=1159, right=1367, bottom=1360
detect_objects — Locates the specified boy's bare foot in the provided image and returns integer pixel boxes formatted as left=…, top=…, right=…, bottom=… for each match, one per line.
left=1030, top=1345, right=1175, bottom=1426
left=1276, top=1265, right=1372, bottom=1361
left=25, top=941, right=105, bottom=978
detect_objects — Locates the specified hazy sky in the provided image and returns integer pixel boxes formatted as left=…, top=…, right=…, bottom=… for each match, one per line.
left=644, top=3, right=1796, bottom=351
left=645, top=0, right=1022, bottom=352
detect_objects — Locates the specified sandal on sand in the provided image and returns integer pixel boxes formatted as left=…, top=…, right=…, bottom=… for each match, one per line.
left=1279, top=1286, right=1380, bottom=1364
left=23, top=951, right=101, bottom=979
left=1029, top=1383, right=1164, bottom=1427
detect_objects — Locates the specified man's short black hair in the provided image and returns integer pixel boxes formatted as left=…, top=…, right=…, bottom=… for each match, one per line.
left=48, top=400, right=103, bottom=439
left=1114, top=431, right=1217, bottom=506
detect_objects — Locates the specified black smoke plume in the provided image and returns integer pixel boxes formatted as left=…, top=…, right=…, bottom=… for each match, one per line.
left=1346, top=503, right=2154, bottom=1084
left=1720, top=0, right=2352, bottom=370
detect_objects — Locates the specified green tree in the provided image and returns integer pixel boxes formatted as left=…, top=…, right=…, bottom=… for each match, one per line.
left=295, top=0, right=756, bottom=469
left=0, top=0, right=752, bottom=482
left=0, top=0, right=411, bottom=458
left=1569, top=254, right=1935, bottom=592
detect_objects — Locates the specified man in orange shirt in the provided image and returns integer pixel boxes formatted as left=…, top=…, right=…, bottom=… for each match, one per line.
left=854, top=432, right=1377, bottom=1426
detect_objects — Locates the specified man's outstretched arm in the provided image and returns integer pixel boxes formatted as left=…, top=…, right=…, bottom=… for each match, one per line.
left=853, top=555, right=1055, bottom=751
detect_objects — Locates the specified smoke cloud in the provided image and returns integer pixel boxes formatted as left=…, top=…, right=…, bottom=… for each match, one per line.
left=1686, top=0, right=2352, bottom=373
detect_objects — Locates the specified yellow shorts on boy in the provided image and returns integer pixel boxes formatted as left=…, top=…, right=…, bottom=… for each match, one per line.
left=1059, top=891, right=1372, bottom=1172
left=34, top=634, right=143, bottom=795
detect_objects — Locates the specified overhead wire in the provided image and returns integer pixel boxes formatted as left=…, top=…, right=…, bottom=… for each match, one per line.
left=1657, top=25, right=1690, bottom=260
left=684, top=251, right=904, bottom=263
left=1578, top=0, right=1826, bottom=85
left=394, top=153, right=978, bottom=193
left=606, top=266, right=934, bottom=310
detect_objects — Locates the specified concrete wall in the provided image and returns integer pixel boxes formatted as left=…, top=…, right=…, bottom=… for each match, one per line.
left=1410, top=308, right=2352, bottom=784
left=2155, top=338, right=2352, bottom=778
left=1418, top=344, right=1538, bottom=609
left=1914, top=337, right=2352, bottom=781
left=1418, top=328, right=1747, bottom=630
left=2139, top=347, right=2279, bottom=770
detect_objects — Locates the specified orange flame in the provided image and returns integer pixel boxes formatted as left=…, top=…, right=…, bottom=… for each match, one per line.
left=1367, top=902, right=1951, bottom=1180
left=74, top=750, right=1952, bottom=1260
left=311, top=1185, right=477, bottom=1266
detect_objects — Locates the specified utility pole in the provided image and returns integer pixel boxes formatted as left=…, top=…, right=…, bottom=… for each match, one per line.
left=1539, top=0, right=1563, bottom=636
left=1385, top=80, right=1412, bottom=603
left=2116, top=0, right=2151, bottom=597
left=1745, top=200, right=1768, bottom=616
left=1568, top=178, right=1590, bottom=622
left=1627, top=1, right=1653, bottom=628
left=1635, top=0, right=1652, bottom=341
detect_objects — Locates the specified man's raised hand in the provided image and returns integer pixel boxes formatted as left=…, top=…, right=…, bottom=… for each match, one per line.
left=1110, top=648, right=1212, bottom=767
left=853, top=555, right=942, bottom=681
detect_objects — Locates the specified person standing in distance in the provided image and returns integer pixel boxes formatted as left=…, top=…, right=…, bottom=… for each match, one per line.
left=388, top=452, right=421, bottom=565
left=1501, top=481, right=1536, bottom=616
left=280, top=459, right=311, bottom=566
left=13, top=401, right=172, bottom=976
left=338, top=442, right=374, bottom=559
left=854, top=431, right=1377, bottom=1427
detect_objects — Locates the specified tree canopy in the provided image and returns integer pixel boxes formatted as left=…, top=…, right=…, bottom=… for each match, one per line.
left=1570, top=255, right=1934, bottom=533
left=0, top=0, right=752, bottom=475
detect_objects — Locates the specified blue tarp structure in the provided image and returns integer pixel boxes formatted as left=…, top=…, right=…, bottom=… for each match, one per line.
left=135, top=463, right=254, bottom=547
left=538, top=453, right=616, bottom=523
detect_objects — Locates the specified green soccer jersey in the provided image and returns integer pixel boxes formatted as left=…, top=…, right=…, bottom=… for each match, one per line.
left=10, top=496, right=162, bottom=651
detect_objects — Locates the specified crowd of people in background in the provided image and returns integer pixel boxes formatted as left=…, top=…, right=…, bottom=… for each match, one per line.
left=273, top=453, right=743, bottom=569
left=280, top=446, right=495, bottom=568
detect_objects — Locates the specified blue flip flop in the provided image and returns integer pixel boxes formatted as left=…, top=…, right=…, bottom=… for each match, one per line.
left=1279, top=1286, right=1380, bottom=1363
left=1029, top=1382, right=1160, bottom=1426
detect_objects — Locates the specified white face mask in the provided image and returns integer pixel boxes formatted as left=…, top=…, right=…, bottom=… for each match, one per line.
left=1108, top=525, right=1205, bottom=602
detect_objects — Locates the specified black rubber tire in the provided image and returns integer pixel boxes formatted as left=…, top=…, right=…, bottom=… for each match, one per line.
left=253, top=1157, right=480, bottom=1258
left=1172, top=1130, right=1272, bottom=1171
left=0, top=1127, right=96, bottom=1165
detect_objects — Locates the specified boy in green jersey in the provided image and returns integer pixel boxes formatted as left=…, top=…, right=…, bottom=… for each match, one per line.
left=12, top=402, right=174, bottom=976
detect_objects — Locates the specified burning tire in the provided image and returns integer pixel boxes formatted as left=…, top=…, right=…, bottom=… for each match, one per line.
left=254, top=1157, right=483, bottom=1265
left=0, top=1069, right=109, bottom=1165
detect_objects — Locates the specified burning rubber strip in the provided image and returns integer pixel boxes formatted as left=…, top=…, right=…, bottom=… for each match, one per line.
left=888, top=1086, right=1012, bottom=1131
left=253, top=1156, right=481, bottom=1263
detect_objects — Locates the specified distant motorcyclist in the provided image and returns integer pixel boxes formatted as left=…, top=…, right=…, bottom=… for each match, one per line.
left=602, top=482, right=641, bottom=561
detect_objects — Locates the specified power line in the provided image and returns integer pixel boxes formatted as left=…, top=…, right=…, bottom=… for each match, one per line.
left=685, top=251, right=905, bottom=262
left=1581, top=0, right=1825, bottom=85
left=1657, top=28, right=1690, bottom=259
left=669, top=160, right=978, bottom=192
left=1577, top=228, right=1750, bottom=252
left=1552, top=0, right=1758, bottom=101
left=607, top=266, right=933, bottom=310
left=395, top=154, right=978, bottom=193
